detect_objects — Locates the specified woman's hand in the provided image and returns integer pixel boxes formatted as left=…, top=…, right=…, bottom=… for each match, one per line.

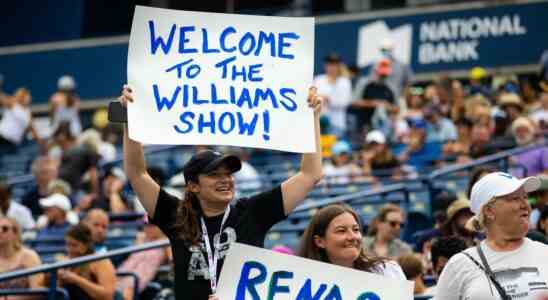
left=208, top=294, right=219, bottom=300
left=307, top=87, right=324, bottom=115
left=58, top=269, right=79, bottom=285
left=118, top=85, right=134, bottom=107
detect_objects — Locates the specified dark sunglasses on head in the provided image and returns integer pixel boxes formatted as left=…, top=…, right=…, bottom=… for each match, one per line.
left=0, top=225, right=13, bottom=233
left=388, top=221, right=405, bottom=228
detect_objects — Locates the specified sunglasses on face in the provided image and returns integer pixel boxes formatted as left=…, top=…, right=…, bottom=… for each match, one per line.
left=0, top=225, right=13, bottom=233
left=387, top=221, right=405, bottom=228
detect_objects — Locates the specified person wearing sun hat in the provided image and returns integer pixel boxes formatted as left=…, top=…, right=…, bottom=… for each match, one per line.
left=438, top=197, right=476, bottom=247
left=434, top=172, right=548, bottom=300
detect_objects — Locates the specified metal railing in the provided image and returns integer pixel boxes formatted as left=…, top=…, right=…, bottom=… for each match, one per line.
left=0, top=239, right=170, bottom=300
left=424, top=140, right=548, bottom=213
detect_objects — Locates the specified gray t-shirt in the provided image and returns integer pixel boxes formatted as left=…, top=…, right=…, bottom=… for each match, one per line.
left=434, top=238, right=548, bottom=300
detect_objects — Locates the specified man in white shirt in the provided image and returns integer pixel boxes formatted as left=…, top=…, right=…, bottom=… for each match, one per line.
left=0, top=181, right=35, bottom=229
left=313, top=54, right=352, bottom=137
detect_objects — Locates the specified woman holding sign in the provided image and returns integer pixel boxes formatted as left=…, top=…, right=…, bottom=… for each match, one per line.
left=118, top=85, right=323, bottom=300
left=298, top=204, right=406, bottom=279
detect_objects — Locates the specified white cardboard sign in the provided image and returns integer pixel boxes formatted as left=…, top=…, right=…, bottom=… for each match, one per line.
left=127, top=6, right=316, bottom=153
left=217, top=243, right=414, bottom=300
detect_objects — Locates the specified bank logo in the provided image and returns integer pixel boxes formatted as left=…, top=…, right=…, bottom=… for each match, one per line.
left=357, top=21, right=412, bottom=67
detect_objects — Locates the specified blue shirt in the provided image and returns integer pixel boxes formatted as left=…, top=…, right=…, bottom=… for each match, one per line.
left=36, top=222, right=71, bottom=239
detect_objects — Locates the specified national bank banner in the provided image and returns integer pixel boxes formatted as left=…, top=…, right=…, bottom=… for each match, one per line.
left=315, top=1, right=548, bottom=74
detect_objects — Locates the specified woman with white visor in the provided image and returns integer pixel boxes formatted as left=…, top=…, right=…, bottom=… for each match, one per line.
left=434, top=172, right=548, bottom=300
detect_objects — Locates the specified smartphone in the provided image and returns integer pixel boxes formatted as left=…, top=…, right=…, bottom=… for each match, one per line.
left=108, top=101, right=127, bottom=123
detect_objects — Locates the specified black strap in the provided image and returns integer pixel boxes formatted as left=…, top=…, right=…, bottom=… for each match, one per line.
left=461, top=245, right=511, bottom=300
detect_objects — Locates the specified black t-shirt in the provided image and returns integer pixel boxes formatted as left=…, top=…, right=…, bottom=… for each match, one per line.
left=152, top=186, right=285, bottom=300
left=21, top=186, right=45, bottom=217
left=362, top=81, right=395, bottom=104
left=349, top=81, right=396, bottom=128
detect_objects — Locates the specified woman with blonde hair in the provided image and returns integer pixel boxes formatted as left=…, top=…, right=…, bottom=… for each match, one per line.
left=435, top=172, right=548, bottom=300
left=298, top=204, right=406, bottom=279
left=0, top=216, right=44, bottom=299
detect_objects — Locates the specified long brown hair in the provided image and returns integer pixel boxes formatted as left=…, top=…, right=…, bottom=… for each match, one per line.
left=172, top=189, right=202, bottom=245
left=298, top=204, right=385, bottom=272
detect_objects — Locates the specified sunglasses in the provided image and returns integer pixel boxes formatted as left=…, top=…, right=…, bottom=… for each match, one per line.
left=0, top=225, right=13, bottom=233
left=387, top=221, right=405, bottom=228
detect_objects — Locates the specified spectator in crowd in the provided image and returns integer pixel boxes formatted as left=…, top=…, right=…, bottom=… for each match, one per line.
left=465, top=94, right=492, bottom=127
left=403, top=86, right=425, bottom=122
left=428, top=76, right=455, bottom=118
left=0, top=216, right=44, bottom=296
left=372, top=104, right=409, bottom=144
left=496, top=93, right=525, bottom=137
left=0, top=88, right=42, bottom=153
left=298, top=204, right=406, bottom=279
left=36, top=193, right=75, bottom=238
left=364, top=204, right=412, bottom=258
left=439, top=197, right=476, bottom=247
left=51, top=122, right=100, bottom=196
left=397, top=254, right=429, bottom=296
left=529, top=92, right=548, bottom=132
left=415, top=195, right=475, bottom=258
left=117, top=221, right=171, bottom=300
left=313, top=53, right=352, bottom=137
left=78, top=167, right=129, bottom=213
left=427, top=237, right=468, bottom=295
left=360, top=130, right=403, bottom=179
left=84, top=208, right=110, bottom=254
left=466, top=67, right=492, bottom=98
left=442, top=118, right=472, bottom=162
left=530, top=175, right=548, bottom=230
left=510, top=117, right=548, bottom=176
left=424, top=104, right=458, bottom=143
left=0, top=181, right=35, bottom=230
left=118, top=85, right=323, bottom=300
left=434, top=172, right=548, bottom=300
left=469, top=120, right=516, bottom=158
left=376, top=38, right=413, bottom=99
left=430, top=237, right=468, bottom=278
left=323, top=140, right=361, bottom=185
left=398, top=118, right=432, bottom=169
left=57, top=223, right=116, bottom=300
left=21, top=156, right=59, bottom=218
left=49, top=75, right=82, bottom=137
left=351, top=58, right=397, bottom=134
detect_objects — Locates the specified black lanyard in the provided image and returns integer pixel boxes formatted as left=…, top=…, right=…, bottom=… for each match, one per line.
left=462, top=244, right=511, bottom=300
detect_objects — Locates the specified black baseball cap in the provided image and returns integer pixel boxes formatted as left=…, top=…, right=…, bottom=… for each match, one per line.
left=183, top=150, right=242, bottom=183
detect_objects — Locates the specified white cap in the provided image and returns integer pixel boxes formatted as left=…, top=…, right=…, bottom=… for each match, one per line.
left=470, top=172, right=540, bottom=214
left=57, top=75, right=76, bottom=91
left=40, top=193, right=72, bottom=213
left=365, top=130, right=386, bottom=144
